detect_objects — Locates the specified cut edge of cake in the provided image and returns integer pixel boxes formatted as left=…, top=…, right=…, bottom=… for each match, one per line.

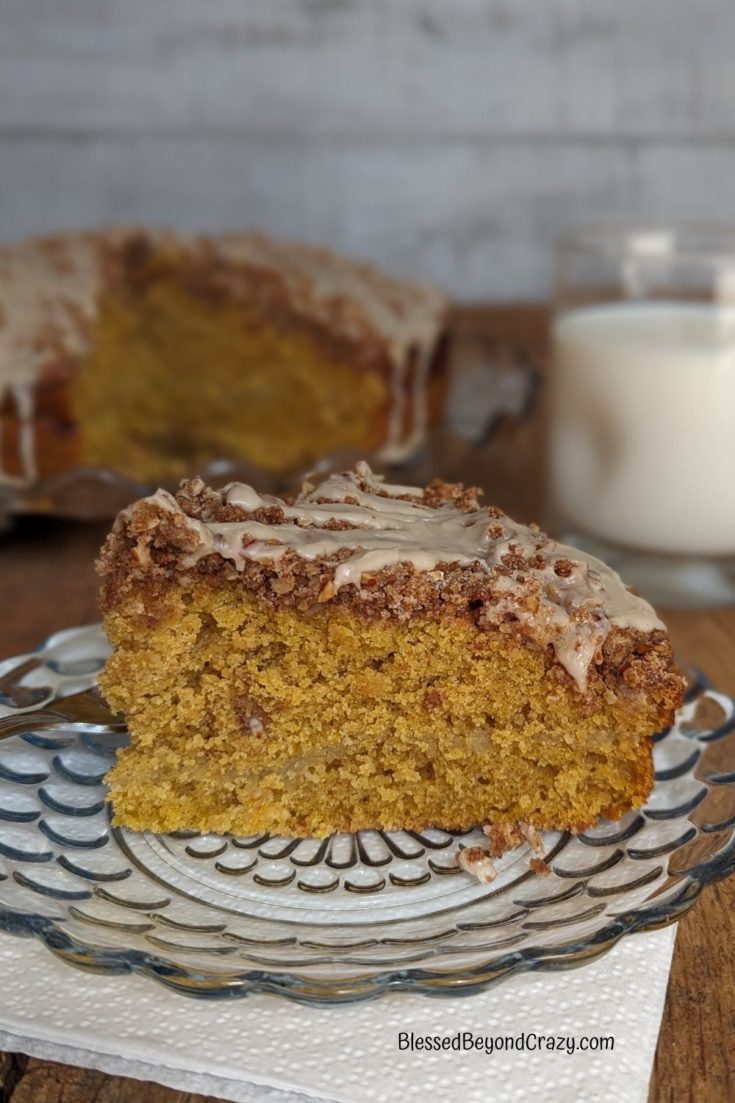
left=96, top=462, right=685, bottom=842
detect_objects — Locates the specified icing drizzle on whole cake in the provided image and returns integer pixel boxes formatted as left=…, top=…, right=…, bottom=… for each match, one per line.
left=136, top=462, right=664, bottom=692
left=0, top=230, right=446, bottom=485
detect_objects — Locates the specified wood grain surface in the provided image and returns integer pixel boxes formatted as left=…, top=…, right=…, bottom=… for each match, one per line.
left=0, top=306, right=732, bottom=1102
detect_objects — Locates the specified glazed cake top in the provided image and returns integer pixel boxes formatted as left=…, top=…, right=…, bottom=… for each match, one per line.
left=102, top=462, right=666, bottom=692
left=0, top=228, right=447, bottom=388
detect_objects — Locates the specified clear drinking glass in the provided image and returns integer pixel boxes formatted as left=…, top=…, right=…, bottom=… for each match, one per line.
left=549, top=226, right=735, bottom=607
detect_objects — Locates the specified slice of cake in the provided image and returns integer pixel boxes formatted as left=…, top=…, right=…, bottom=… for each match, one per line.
left=0, top=229, right=447, bottom=488
left=97, top=462, right=684, bottom=839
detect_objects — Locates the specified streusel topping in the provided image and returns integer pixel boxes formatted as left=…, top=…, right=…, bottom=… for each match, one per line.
left=118, top=462, right=664, bottom=691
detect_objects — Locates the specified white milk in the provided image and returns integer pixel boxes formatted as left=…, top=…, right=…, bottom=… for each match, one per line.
left=550, top=302, right=735, bottom=556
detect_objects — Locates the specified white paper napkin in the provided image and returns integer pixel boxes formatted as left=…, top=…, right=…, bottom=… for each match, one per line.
left=0, top=925, right=676, bottom=1103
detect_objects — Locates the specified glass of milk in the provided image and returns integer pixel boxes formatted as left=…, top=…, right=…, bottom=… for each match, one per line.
left=549, top=226, right=735, bottom=606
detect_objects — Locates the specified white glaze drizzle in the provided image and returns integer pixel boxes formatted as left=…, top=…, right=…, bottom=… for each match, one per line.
left=378, top=342, right=434, bottom=464
left=381, top=355, right=407, bottom=463
left=406, top=343, right=434, bottom=456
left=11, top=382, right=37, bottom=482
left=134, top=462, right=664, bottom=692
left=0, top=382, right=39, bottom=486
left=0, top=233, right=102, bottom=486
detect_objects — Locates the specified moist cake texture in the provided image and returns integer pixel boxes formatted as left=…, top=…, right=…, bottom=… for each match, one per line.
left=97, top=463, right=684, bottom=838
left=0, top=229, right=447, bottom=487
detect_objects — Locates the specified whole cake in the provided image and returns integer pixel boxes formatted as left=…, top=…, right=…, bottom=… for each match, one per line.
left=97, top=462, right=684, bottom=839
left=0, top=230, right=447, bottom=487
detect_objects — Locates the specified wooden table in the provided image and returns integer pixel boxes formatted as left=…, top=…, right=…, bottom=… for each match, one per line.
left=0, top=306, right=733, bottom=1103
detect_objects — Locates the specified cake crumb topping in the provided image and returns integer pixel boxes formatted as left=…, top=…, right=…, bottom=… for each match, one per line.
left=458, top=845, right=498, bottom=884
left=459, top=823, right=548, bottom=884
left=112, top=462, right=666, bottom=692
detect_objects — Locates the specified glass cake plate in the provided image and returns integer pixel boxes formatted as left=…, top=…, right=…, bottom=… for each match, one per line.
left=0, top=624, right=734, bottom=1006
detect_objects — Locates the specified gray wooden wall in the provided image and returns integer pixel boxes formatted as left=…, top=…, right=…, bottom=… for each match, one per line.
left=2, top=0, right=735, bottom=299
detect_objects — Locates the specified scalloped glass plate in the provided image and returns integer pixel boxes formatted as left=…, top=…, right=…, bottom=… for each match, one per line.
left=0, top=624, right=734, bottom=1005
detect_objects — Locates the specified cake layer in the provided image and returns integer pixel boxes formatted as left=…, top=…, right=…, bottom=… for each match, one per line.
left=98, top=464, right=684, bottom=839
left=102, top=585, right=657, bottom=837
